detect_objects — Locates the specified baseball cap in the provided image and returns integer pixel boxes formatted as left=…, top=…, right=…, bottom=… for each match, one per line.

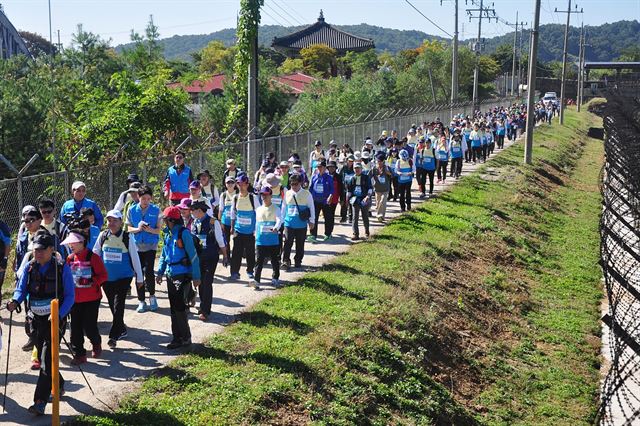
left=190, top=200, right=209, bottom=212
left=197, top=169, right=211, bottom=179
left=318, top=161, right=327, bottom=167
left=106, top=209, right=123, bottom=220
left=354, top=162, right=363, bottom=169
left=177, top=198, right=192, bottom=210
left=126, top=173, right=140, bottom=184
left=32, top=233, right=55, bottom=250
left=236, top=174, right=249, bottom=184
left=22, top=205, right=37, bottom=216
left=279, top=161, right=289, bottom=167
left=72, top=181, right=86, bottom=191
left=189, top=180, right=201, bottom=189
left=162, top=206, right=181, bottom=220
left=225, top=176, right=236, bottom=184
left=24, top=209, right=42, bottom=221
left=314, top=140, right=322, bottom=146
left=259, top=186, right=273, bottom=195
left=327, top=160, right=338, bottom=168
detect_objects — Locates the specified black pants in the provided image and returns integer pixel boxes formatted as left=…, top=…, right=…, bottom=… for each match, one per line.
left=311, top=202, right=333, bottom=237
left=167, top=275, right=192, bottom=343
left=472, top=146, right=482, bottom=162
left=465, top=140, right=472, bottom=162
left=70, top=299, right=100, bottom=357
left=416, top=168, right=427, bottom=194
left=424, top=170, right=435, bottom=194
left=489, top=142, right=495, bottom=155
left=283, top=227, right=306, bottom=266
left=437, top=161, right=448, bottom=181
left=481, top=145, right=488, bottom=161
left=389, top=175, right=399, bottom=200
left=136, top=250, right=156, bottom=301
left=199, top=256, right=218, bottom=316
left=450, top=157, right=463, bottom=178
left=398, top=181, right=412, bottom=211
left=255, top=245, right=280, bottom=283
left=33, top=315, right=66, bottom=402
left=221, top=224, right=232, bottom=251
left=497, top=134, right=505, bottom=149
left=103, top=277, right=131, bottom=340
left=352, top=201, right=370, bottom=237
left=340, top=199, right=352, bottom=222
left=231, top=233, right=255, bottom=275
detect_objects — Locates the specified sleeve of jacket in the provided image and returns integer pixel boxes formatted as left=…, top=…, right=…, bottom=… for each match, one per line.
left=181, top=230, right=201, bottom=280
left=59, top=263, right=76, bottom=318
left=128, top=234, right=144, bottom=282
left=156, top=235, right=168, bottom=276
left=91, top=253, right=109, bottom=287
left=91, top=200, right=104, bottom=229
left=326, top=175, right=334, bottom=196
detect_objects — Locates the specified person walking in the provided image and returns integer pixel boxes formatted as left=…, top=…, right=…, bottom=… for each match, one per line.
left=59, top=181, right=104, bottom=229
left=94, top=210, right=144, bottom=348
left=470, top=123, right=482, bottom=165
left=308, top=161, right=334, bottom=242
left=219, top=176, right=238, bottom=249
left=197, top=169, right=220, bottom=211
left=163, top=151, right=194, bottom=206
left=395, top=149, right=414, bottom=212
left=325, top=161, right=342, bottom=239
left=38, top=198, right=66, bottom=247
left=126, top=185, right=162, bottom=313
left=229, top=174, right=259, bottom=281
left=308, top=140, right=325, bottom=173
left=449, top=131, right=464, bottom=179
left=190, top=201, right=228, bottom=320
left=346, top=162, right=372, bottom=240
left=372, top=154, right=392, bottom=222
left=414, top=137, right=429, bottom=198
left=386, top=148, right=399, bottom=201
left=281, top=174, right=315, bottom=270
left=155, top=206, right=201, bottom=349
left=7, top=232, right=75, bottom=416
left=496, top=119, right=506, bottom=149
left=254, top=187, right=283, bottom=289
left=62, top=231, right=108, bottom=364
left=339, top=155, right=355, bottom=223
left=0, top=218, right=9, bottom=288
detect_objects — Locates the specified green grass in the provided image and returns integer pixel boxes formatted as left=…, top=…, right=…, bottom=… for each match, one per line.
left=79, top=108, right=603, bottom=425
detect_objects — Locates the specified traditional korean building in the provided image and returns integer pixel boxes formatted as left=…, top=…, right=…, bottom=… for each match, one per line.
left=271, top=10, right=375, bottom=57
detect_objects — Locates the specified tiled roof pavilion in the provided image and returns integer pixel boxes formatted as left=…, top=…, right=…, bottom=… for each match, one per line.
left=272, top=10, right=375, bottom=56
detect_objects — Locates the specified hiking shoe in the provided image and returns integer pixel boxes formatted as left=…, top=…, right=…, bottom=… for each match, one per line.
left=198, top=313, right=208, bottom=321
left=181, top=339, right=192, bottom=348
left=149, top=296, right=159, bottom=312
left=271, top=278, right=281, bottom=287
left=323, top=235, right=331, bottom=241
left=31, top=360, right=41, bottom=370
left=339, top=218, right=347, bottom=224
left=282, top=262, right=291, bottom=271
left=28, top=400, right=47, bottom=416
left=118, top=328, right=128, bottom=340
left=247, top=272, right=255, bottom=280
left=230, top=273, right=241, bottom=280
left=48, top=387, right=65, bottom=402
left=22, top=337, right=35, bottom=352
left=249, top=280, right=259, bottom=289
left=306, top=235, right=316, bottom=242
left=92, top=344, right=102, bottom=358
left=107, top=338, right=117, bottom=349
left=352, top=235, right=360, bottom=241
left=419, top=193, right=426, bottom=199
left=166, top=340, right=183, bottom=349
left=365, top=233, right=370, bottom=240
left=71, top=355, right=87, bottom=365
left=294, top=263, right=302, bottom=269
left=136, top=301, right=148, bottom=313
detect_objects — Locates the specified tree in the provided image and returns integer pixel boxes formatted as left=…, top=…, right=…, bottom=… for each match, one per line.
left=19, top=31, right=56, bottom=57
left=342, top=50, right=379, bottom=75
left=300, top=44, right=337, bottom=77
left=122, top=15, right=165, bottom=77
left=491, top=43, right=514, bottom=74
left=617, top=46, right=640, bottom=62
left=64, top=25, right=124, bottom=87
left=198, top=40, right=233, bottom=75
left=278, top=58, right=305, bottom=74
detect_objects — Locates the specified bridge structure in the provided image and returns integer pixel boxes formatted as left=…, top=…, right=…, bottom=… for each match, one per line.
left=0, top=8, right=31, bottom=59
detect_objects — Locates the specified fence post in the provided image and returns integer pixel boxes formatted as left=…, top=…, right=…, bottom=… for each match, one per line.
left=108, top=165, right=114, bottom=209
left=277, top=134, right=282, bottom=164
left=17, top=174, right=24, bottom=216
left=142, top=163, right=148, bottom=185
left=199, top=151, right=204, bottom=170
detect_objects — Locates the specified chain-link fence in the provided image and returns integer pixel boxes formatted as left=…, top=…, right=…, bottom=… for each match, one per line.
left=0, top=97, right=516, bottom=231
left=599, top=89, right=640, bottom=424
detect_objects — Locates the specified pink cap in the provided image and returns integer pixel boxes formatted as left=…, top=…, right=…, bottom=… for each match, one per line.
left=60, top=232, right=85, bottom=246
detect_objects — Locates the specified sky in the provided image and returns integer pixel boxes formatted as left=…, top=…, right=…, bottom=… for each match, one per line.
left=1, top=0, right=638, bottom=47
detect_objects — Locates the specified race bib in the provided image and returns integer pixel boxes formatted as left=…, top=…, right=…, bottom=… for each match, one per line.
left=452, top=147, right=461, bottom=153
left=378, top=176, right=386, bottom=184
left=287, top=205, right=298, bottom=217
left=354, top=186, right=363, bottom=197
left=258, top=222, right=277, bottom=235
left=314, top=182, right=324, bottom=194
left=237, top=216, right=252, bottom=226
left=197, top=234, right=207, bottom=248
left=71, top=263, right=93, bottom=288
left=31, top=298, right=53, bottom=316
left=103, top=249, right=123, bottom=263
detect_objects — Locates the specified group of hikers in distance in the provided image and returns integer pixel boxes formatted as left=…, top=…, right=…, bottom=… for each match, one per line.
left=0, top=102, right=527, bottom=416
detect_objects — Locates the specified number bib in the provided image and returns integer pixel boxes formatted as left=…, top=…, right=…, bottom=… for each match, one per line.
left=103, top=248, right=123, bottom=264
left=378, top=176, right=386, bottom=184
left=31, top=298, right=53, bottom=316
left=71, top=262, right=93, bottom=288
left=314, top=182, right=324, bottom=194
left=354, top=186, right=363, bottom=197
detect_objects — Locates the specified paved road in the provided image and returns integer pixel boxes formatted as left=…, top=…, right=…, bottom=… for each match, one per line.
left=0, top=137, right=520, bottom=425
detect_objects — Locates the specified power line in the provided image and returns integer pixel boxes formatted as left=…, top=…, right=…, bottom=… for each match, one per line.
left=261, top=8, right=287, bottom=27
left=263, top=3, right=295, bottom=27
left=277, top=0, right=307, bottom=24
left=271, top=0, right=304, bottom=26
left=404, top=0, right=453, bottom=37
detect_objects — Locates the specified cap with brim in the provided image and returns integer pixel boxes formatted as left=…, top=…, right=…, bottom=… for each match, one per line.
left=318, top=161, right=327, bottom=167
left=265, top=173, right=281, bottom=187
left=354, top=162, right=363, bottom=169
left=327, top=161, right=338, bottom=168
left=236, top=175, right=249, bottom=184
left=361, top=152, right=370, bottom=159
left=22, top=205, right=36, bottom=215
left=126, top=173, right=140, bottom=184
left=347, top=155, right=355, bottom=161
left=32, top=233, right=55, bottom=250
left=106, top=209, right=123, bottom=220
left=189, top=180, right=201, bottom=189
left=197, top=170, right=211, bottom=179
left=314, top=140, right=322, bottom=146
left=162, top=206, right=181, bottom=220
left=24, top=209, right=42, bottom=220
left=279, top=161, right=289, bottom=167
left=292, top=164, right=302, bottom=169
left=225, top=176, right=236, bottom=184
left=60, top=232, right=85, bottom=246
left=259, top=186, right=273, bottom=195
left=190, top=201, right=209, bottom=212
left=72, top=181, right=86, bottom=191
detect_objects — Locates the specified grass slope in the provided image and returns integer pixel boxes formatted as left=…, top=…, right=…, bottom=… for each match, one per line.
left=79, top=108, right=603, bottom=425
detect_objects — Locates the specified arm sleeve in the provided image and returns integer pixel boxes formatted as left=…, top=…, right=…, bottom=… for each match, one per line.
left=211, top=187, right=220, bottom=207
left=230, top=197, right=237, bottom=220
left=91, top=254, right=109, bottom=287
left=114, top=191, right=128, bottom=212
left=327, top=175, right=334, bottom=196
left=205, top=198, right=214, bottom=218
left=213, top=220, right=226, bottom=248
left=11, top=260, right=30, bottom=303
left=273, top=206, right=283, bottom=230
left=92, top=232, right=103, bottom=257
left=156, top=240, right=167, bottom=276
left=59, top=264, right=76, bottom=318
left=128, top=235, right=144, bottom=282
left=306, top=193, right=316, bottom=224
left=281, top=195, right=288, bottom=218
left=181, top=230, right=201, bottom=280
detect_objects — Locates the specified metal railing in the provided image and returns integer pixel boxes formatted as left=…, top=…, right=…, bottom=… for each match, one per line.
left=0, top=97, right=517, bottom=231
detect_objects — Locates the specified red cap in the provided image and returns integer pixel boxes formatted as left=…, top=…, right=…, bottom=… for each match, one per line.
left=162, top=206, right=181, bottom=220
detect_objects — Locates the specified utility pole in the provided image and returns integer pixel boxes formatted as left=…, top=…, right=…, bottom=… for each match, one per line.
left=524, top=0, right=541, bottom=165
left=555, top=1, right=583, bottom=124
left=510, top=12, right=518, bottom=96
left=247, top=5, right=259, bottom=142
left=577, top=22, right=584, bottom=111
left=467, top=0, right=496, bottom=113
left=517, top=24, right=529, bottom=96
left=441, top=0, right=459, bottom=104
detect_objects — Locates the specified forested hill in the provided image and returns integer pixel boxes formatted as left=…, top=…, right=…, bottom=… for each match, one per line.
left=117, top=20, right=639, bottom=63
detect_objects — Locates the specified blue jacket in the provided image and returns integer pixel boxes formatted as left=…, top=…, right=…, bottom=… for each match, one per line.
left=13, top=259, right=75, bottom=318
left=59, top=197, right=104, bottom=229
left=156, top=224, right=201, bottom=280
left=309, top=172, right=334, bottom=204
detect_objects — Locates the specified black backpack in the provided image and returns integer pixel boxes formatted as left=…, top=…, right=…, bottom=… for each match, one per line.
left=178, top=227, right=203, bottom=258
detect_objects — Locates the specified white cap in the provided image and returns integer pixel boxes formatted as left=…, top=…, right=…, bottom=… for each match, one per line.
left=72, top=181, right=86, bottom=191
left=106, top=209, right=123, bottom=220
left=22, top=205, right=36, bottom=215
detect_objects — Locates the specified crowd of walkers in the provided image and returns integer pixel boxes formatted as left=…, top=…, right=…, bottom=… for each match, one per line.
left=0, top=103, right=527, bottom=416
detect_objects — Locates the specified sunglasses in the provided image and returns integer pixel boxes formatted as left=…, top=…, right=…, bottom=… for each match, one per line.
left=24, top=218, right=38, bottom=224
left=40, top=209, right=53, bottom=214
left=175, top=156, right=184, bottom=160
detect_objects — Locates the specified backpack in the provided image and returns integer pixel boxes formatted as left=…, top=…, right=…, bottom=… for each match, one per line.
left=232, top=193, right=256, bottom=211
left=177, top=227, right=203, bottom=258
left=98, top=230, right=130, bottom=250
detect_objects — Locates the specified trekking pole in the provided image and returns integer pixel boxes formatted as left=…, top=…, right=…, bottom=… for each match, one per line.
left=3, top=303, right=21, bottom=412
left=59, top=334, right=115, bottom=412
